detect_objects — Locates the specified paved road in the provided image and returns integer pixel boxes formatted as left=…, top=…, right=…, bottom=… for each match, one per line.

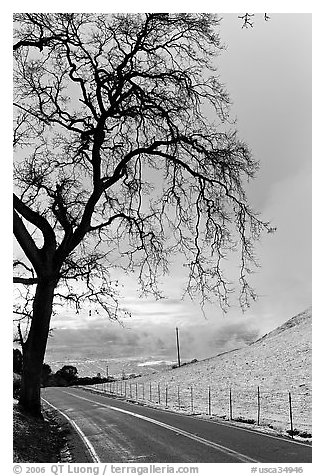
left=42, top=386, right=312, bottom=463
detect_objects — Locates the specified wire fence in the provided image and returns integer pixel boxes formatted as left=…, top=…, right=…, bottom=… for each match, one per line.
left=89, top=379, right=311, bottom=436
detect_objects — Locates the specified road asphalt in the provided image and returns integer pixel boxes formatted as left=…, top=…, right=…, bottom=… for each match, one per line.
left=41, top=386, right=312, bottom=464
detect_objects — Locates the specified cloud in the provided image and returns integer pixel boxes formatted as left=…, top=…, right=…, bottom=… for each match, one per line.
left=46, top=309, right=260, bottom=366
left=245, top=164, right=312, bottom=332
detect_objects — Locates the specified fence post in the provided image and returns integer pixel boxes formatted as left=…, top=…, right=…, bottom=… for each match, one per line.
left=229, top=388, right=233, bottom=420
left=288, top=391, right=294, bottom=438
left=257, top=386, right=260, bottom=425
left=142, top=383, right=145, bottom=400
left=149, top=382, right=152, bottom=402
left=208, top=386, right=211, bottom=416
left=165, top=386, right=168, bottom=407
left=135, top=383, right=138, bottom=400
left=191, top=386, right=194, bottom=414
left=158, top=383, right=161, bottom=404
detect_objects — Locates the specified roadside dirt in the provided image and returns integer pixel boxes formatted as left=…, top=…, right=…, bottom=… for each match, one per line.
left=13, top=400, right=91, bottom=463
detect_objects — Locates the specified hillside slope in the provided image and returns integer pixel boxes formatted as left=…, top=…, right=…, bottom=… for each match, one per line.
left=254, top=307, right=311, bottom=344
left=121, top=308, right=312, bottom=434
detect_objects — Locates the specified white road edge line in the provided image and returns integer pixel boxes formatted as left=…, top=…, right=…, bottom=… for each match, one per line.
left=61, top=390, right=259, bottom=463
left=83, top=386, right=311, bottom=448
left=41, top=396, right=101, bottom=463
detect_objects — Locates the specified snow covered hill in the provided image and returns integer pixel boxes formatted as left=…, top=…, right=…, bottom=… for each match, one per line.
left=107, top=308, right=311, bottom=435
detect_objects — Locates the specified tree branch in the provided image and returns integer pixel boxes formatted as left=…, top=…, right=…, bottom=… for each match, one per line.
left=13, top=36, right=56, bottom=51
left=13, top=210, right=43, bottom=273
left=13, top=276, right=38, bottom=285
left=14, top=193, right=56, bottom=254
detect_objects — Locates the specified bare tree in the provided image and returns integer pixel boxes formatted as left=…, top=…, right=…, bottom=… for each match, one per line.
left=13, top=13, right=271, bottom=417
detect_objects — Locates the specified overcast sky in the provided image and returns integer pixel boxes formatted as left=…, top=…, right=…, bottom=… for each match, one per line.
left=40, top=13, right=312, bottom=369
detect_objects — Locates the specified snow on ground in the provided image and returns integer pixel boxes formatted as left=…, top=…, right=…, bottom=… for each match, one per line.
left=96, top=308, right=311, bottom=436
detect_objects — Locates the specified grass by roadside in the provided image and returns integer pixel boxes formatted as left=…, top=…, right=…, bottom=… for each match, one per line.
left=81, top=386, right=312, bottom=445
left=13, top=400, right=71, bottom=463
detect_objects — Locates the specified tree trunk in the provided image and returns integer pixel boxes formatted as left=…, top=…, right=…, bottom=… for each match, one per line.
left=19, top=279, right=56, bottom=418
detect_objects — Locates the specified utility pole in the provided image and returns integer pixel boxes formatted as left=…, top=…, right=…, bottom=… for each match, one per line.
left=176, top=327, right=181, bottom=368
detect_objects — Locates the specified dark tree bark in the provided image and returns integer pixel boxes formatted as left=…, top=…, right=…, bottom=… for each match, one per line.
left=19, top=279, right=57, bottom=417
